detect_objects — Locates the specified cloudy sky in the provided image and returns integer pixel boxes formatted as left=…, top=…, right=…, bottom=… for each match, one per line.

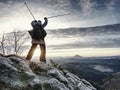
left=0, top=0, right=120, bottom=57
left=0, top=0, right=120, bottom=33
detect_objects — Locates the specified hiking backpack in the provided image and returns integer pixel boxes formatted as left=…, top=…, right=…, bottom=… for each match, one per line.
left=29, top=25, right=47, bottom=40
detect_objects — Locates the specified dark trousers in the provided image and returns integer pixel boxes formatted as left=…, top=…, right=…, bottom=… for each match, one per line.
left=26, top=43, right=46, bottom=63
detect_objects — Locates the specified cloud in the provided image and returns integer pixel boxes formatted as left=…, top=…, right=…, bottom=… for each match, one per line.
left=48, top=37, right=120, bottom=50
left=0, top=1, right=26, bottom=18
left=46, top=26, right=120, bottom=50
left=94, top=65, right=114, bottom=72
left=106, top=0, right=120, bottom=11
left=79, top=0, right=98, bottom=16
left=0, top=0, right=120, bottom=31
left=106, top=0, right=120, bottom=24
left=0, top=1, right=12, bottom=16
left=1, top=0, right=118, bottom=17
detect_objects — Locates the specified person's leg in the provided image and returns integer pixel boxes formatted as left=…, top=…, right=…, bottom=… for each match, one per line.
left=39, top=44, right=46, bottom=63
left=26, top=44, right=37, bottom=60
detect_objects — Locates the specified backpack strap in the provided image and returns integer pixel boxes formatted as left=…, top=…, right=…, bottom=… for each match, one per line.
left=28, top=30, right=33, bottom=37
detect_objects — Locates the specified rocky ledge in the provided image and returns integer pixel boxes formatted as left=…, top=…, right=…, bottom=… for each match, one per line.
left=0, top=54, right=96, bottom=90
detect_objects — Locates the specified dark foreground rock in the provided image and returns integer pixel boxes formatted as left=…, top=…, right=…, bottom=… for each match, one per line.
left=0, top=54, right=96, bottom=90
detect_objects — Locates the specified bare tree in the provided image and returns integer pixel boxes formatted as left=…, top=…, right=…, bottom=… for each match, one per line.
left=6, top=30, right=30, bottom=55
left=0, top=29, right=30, bottom=56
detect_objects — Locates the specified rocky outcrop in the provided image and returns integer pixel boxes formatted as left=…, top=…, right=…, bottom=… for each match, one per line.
left=103, top=72, right=120, bottom=90
left=0, top=54, right=96, bottom=90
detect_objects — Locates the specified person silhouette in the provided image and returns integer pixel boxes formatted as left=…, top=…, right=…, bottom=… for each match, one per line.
left=26, top=17, right=48, bottom=63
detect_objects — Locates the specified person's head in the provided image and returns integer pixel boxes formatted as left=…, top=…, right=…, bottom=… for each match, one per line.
left=31, top=20, right=38, bottom=28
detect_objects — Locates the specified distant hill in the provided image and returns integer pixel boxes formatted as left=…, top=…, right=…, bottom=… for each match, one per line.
left=54, top=55, right=120, bottom=90
left=73, top=55, right=83, bottom=59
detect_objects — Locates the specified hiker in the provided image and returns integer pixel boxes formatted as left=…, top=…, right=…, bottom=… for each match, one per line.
left=26, top=17, right=48, bottom=63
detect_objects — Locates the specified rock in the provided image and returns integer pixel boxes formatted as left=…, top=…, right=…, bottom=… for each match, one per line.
left=0, top=54, right=96, bottom=90
left=42, top=78, right=69, bottom=90
left=103, top=72, right=120, bottom=90
left=48, top=68, right=69, bottom=84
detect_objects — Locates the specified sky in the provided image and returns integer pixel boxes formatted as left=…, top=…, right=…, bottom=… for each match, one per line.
left=0, top=0, right=120, bottom=57
left=0, top=0, right=120, bottom=32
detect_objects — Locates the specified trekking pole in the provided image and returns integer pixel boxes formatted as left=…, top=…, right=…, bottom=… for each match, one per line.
left=47, top=13, right=71, bottom=19
left=24, top=2, right=36, bottom=20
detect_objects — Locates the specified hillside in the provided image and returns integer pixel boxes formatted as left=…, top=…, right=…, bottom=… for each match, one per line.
left=0, top=54, right=96, bottom=90
left=103, top=72, right=120, bottom=90
left=53, top=55, right=120, bottom=90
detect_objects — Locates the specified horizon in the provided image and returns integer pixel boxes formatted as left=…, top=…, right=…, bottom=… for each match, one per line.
left=0, top=22, right=120, bottom=58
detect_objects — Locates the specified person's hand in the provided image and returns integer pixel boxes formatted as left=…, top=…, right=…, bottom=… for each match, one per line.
left=44, top=17, right=47, bottom=20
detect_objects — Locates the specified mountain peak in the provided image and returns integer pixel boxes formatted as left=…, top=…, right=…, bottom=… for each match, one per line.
left=73, top=55, right=83, bottom=58
left=0, top=54, right=96, bottom=90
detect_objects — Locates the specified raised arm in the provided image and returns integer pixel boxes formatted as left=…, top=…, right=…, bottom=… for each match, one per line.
left=42, top=17, right=48, bottom=28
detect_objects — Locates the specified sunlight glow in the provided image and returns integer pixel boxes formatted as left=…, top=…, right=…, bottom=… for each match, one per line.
left=46, top=48, right=120, bottom=57
left=24, top=46, right=41, bottom=58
